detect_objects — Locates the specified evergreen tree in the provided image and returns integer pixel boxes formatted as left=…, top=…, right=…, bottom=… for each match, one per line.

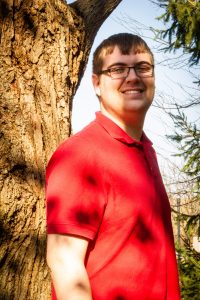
left=153, top=1, right=200, bottom=298
left=153, top=0, right=200, bottom=65
left=167, top=102, right=200, bottom=300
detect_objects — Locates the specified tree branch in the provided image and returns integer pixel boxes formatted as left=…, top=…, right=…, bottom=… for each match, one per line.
left=70, top=0, right=123, bottom=42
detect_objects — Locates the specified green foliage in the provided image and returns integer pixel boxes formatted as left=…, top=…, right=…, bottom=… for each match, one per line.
left=155, top=0, right=200, bottom=65
left=167, top=108, right=200, bottom=183
left=153, top=1, right=200, bottom=296
left=167, top=108, right=200, bottom=296
left=177, top=246, right=200, bottom=299
left=186, top=214, right=200, bottom=236
left=168, top=111, right=199, bottom=229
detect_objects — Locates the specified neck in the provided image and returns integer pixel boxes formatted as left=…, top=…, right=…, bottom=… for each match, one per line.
left=123, top=124, right=143, bottom=141
left=100, top=109, right=145, bottom=141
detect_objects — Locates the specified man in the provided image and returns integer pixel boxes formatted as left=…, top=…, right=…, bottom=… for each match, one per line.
left=46, top=33, right=180, bottom=300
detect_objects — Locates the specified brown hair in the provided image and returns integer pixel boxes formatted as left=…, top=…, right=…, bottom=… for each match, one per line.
left=92, top=33, right=154, bottom=74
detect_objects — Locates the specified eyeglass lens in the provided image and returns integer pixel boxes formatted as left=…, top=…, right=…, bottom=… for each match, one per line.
left=110, top=65, right=153, bottom=78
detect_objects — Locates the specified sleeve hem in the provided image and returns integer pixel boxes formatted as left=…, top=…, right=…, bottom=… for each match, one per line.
left=47, top=223, right=96, bottom=240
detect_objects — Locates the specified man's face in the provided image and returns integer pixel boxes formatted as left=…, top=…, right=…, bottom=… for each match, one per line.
left=92, top=46, right=155, bottom=125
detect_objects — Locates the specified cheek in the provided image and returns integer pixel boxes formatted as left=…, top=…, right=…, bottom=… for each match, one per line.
left=100, top=77, right=123, bottom=92
left=146, top=80, right=155, bottom=97
left=150, top=82, right=155, bottom=96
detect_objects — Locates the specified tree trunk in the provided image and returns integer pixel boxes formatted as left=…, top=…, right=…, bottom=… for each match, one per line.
left=0, top=0, right=122, bottom=299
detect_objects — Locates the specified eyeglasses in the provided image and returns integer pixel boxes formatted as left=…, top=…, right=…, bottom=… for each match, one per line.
left=98, top=62, right=154, bottom=79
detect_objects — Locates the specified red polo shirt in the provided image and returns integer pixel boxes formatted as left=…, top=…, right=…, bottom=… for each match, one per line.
left=46, top=112, right=180, bottom=300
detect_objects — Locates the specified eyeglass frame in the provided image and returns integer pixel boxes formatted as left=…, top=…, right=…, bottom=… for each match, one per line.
left=97, top=62, right=155, bottom=79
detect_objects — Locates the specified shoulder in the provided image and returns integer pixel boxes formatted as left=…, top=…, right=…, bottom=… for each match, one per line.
left=46, top=120, right=105, bottom=177
left=53, top=120, right=102, bottom=156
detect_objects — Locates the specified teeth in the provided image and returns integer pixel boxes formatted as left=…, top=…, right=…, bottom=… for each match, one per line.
left=124, top=90, right=141, bottom=94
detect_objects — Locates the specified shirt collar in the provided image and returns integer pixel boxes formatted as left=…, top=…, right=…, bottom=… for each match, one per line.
left=95, top=112, right=153, bottom=147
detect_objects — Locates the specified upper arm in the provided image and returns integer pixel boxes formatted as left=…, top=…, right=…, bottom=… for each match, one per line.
left=47, top=234, right=89, bottom=270
left=46, top=235, right=93, bottom=300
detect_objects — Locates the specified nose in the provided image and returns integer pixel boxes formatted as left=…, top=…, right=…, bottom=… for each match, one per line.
left=126, top=67, right=139, bottom=81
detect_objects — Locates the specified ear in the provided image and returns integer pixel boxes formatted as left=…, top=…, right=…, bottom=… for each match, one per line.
left=92, top=74, right=101, bottom=97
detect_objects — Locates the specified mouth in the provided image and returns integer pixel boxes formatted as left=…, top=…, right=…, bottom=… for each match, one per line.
left=122, top=89, right=143, bottom=95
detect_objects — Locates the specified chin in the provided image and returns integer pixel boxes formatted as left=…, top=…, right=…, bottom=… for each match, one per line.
left=125, top=104, right=150, bottom=113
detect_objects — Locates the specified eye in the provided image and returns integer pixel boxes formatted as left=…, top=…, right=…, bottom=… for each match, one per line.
left=136, top=63, right=152, bottom=73
left=110, top=67, right=126, bottom=74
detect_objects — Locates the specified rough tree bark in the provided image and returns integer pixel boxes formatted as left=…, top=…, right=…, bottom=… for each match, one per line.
left=0, top=0, right=122, bottom=299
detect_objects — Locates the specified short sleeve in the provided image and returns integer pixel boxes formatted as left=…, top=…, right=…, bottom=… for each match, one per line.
left=46, top=138, right=107, bottom=240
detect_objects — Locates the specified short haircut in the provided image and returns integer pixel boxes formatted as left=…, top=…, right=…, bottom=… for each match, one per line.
left=92, top=33, right=154, bottom=74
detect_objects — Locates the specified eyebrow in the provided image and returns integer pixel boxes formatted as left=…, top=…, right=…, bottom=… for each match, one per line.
left=106, top=61, right=152, bottom=69
left=106, top=62, right=127, bottom=69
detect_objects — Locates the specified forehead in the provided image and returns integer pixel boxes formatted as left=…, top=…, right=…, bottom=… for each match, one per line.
left=102, top=46, right=153, bottom=68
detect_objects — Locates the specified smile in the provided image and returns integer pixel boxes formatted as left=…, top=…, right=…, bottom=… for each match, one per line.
left=123, top=89, right=142, bottom=94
